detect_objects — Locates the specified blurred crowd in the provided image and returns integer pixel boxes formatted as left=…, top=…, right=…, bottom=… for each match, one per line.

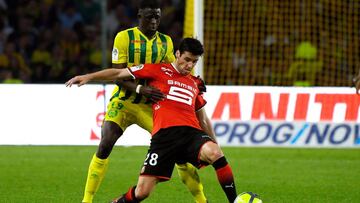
left=1, top=0, right=358, bottom=87
left=203, top=0, right=359, bottom=86
left=0, top=0, right=184, bottom=83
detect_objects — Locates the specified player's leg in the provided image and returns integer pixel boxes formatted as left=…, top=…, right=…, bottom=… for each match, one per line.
left=175, top=163, right=207, bottom=203
left=82, top=121, right=123, bottom=203
left=112, top=127, right=175, bottom=203
left=112, top=176, right=158, bottom=203
left=137, top=106, right=207, bottom=203
left=199, top=142, right=237, bottom=203
left=82, top=99, right=127, bottom=203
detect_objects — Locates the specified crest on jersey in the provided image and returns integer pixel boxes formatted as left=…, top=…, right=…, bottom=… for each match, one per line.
left=112, top=48, right=118, bottom=60
left=161, top=67, right=173, bottom=77
left=130, top=64, right=144, bottom=72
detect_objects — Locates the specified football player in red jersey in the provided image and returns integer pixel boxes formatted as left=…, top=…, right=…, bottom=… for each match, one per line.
left=66, top=38, right=237, bottom=203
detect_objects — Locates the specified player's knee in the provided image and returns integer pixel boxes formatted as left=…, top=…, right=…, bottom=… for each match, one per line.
left=208, top=150, right=224, bottom=164
left=203, top=143, right=224, bottom=164
left=102, top=122, right=123, bottom=141
left=134, top=186, right=150, bottom=200
left=97, top=122, right=123, bottom=158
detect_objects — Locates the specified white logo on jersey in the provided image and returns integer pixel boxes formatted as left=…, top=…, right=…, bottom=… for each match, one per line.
left=161, top=67, right=173, bottom=77
left=129, top=64, right=144, bottom=72
left=167, top=86, right=194, bottom=105
left=112, top=48, right=118, bottom=60
left=168, top=80, right=197, bottom=94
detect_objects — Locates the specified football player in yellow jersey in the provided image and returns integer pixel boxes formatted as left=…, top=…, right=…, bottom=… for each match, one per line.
left=82, top=1, right=209, bottom=202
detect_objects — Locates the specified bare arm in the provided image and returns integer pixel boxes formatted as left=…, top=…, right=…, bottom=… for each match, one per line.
left=113, top=63, right=139, bottom=91
left=113, top=63, right=166, bottom=102
left=65, top=68, right=131, bottom=87
left=196, top=108, right=217, bottom=143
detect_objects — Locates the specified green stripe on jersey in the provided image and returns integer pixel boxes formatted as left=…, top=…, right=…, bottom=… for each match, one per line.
left=140, top=35, right=147, bottom=64
left=128, top=30, right=135, bottom=63
left=158, top=34, right=167, bottom=62
left=151, top=37, right=158, bottom=63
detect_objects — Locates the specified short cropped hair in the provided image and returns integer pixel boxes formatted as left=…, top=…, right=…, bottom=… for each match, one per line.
left=178, top=38, right=204, bottom=56
left=140, top=0, right=160, bottom=9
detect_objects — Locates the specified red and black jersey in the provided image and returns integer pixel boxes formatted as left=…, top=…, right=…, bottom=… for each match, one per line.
left=127, top=63, right=207, bottom=135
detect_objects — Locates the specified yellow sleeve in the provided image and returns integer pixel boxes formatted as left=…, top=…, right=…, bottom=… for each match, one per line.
left=112, top=31, right=129, bottom=64
left=163, top=35, right=175, bottom=63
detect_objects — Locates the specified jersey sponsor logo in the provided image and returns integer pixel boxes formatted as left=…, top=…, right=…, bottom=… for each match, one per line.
left=167, top=86, right=194, bottom=105
left=130, top=64, right=144, bottom=72
left=130, top=40, right=146, bottom=44
left=168, top=80, right=197, bottom=94
left=161, top=67, right=174, bottom=77
left=112, top=48, right=119, bottom=60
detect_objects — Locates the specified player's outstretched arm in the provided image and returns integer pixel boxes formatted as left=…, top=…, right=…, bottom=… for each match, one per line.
left=112, top=64, right=166, bottom=102
left=116, top=80, right=166, bottom=102
left=65, top=68, right=132, bottom=87
left=354, top=71, right=360, bottom=94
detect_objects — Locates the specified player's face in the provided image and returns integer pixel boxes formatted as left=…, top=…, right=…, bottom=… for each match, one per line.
left=175, top=50, right=200, bottom=75
left=138, top=8, right=161, bottom=36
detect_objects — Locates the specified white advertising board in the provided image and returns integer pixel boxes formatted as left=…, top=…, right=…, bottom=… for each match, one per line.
left=0, top=84, right=150, bottom=146
left=0, top=85, right=359, bottom=147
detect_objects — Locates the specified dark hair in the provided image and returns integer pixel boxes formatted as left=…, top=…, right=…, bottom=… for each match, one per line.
left=179, top=38, right=204, bottom=56
left=139, top=0, right=160, bottom=9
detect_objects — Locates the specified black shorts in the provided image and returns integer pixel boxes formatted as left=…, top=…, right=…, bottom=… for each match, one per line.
left=140, top=126, right=214, bottom=181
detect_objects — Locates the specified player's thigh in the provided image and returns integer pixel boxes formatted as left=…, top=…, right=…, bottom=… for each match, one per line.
left=141, top=129, right=180, bottom=180
left=141, top=146, right=176, bottom=180
left=104, top=99, right=136, bottom=131
left=182, top=129, right=218, bottom=167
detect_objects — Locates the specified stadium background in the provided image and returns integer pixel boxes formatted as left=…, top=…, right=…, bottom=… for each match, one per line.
left=0, top=0, right=360, bottom=202
left=0, top=0, right=359, bottom=86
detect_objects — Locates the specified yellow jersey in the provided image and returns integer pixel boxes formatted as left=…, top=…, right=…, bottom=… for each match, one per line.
left=110, top=27, right=175, bottom=104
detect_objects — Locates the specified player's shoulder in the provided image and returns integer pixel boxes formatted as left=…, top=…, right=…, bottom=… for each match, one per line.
left=114, top=27, right=137, bottom=38
left=144, top=62, right=169, bottom=69
left=156, top=31, right=172, bottom=41
left=188, top=74, right=197, bottom=80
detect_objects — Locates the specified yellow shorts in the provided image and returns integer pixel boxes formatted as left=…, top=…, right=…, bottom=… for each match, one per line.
left=104, top=97, right=153, bottom=132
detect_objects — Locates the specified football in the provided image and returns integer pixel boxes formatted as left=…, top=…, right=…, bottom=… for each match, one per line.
left=234, top=192, right=262, bottom=203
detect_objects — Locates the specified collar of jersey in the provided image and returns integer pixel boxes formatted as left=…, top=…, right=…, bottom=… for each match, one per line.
left=135, top=27, right=158, bottom=41
left=171, top=62, right=180, bottom=73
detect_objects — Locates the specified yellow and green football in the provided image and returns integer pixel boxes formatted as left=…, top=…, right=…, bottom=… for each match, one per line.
left=234, top=192, right=262, bottom=203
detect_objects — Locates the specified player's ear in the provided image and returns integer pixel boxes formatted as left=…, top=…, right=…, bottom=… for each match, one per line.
left=137, top=9, right=143, bottom=19
left=175, top=50, right=180, bottom=58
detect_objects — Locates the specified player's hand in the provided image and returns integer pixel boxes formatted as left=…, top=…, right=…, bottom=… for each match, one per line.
left=65, top=75, right=90, bottom=87
left=140, top=86, right=166, bottom=102
left=353, top=72, right=360, bottom=94
left=193, top=75, right=207, bottom=93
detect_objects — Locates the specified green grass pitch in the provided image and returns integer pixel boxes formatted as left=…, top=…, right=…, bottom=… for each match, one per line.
left=0, top=146, right=359, bottom=202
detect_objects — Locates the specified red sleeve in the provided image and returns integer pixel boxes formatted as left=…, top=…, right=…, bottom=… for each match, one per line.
left=127, top=64, right=157, bottom=80
left=195, top=94, right=207, bottom=111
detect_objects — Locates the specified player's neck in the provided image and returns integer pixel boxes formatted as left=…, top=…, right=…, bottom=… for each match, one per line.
left=171, top=62, right=180, bottom=73
left=138, top=27, right=156, bottom=40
